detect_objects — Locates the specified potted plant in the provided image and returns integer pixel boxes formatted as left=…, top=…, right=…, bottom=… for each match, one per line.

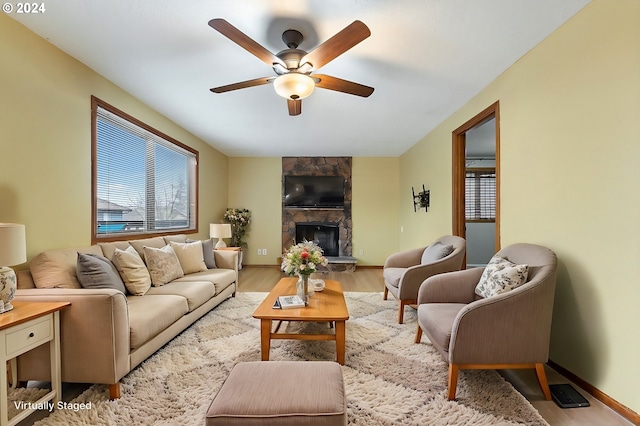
left=223, top=208, right=251, bottom=266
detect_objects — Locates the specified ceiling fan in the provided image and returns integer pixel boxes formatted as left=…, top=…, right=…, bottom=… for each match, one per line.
left=208, top=18, right=374, bottom=116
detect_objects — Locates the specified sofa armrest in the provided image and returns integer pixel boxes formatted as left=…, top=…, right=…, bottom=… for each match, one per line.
left=213, top=249, right=239, bottom=284
left=383, top=247, right=426, bottom=269
left=14, top=288, right=130, bottom=386
left=417, top=267, right=484, bottom=305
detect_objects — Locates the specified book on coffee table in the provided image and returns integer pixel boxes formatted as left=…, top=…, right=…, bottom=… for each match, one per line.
left=275, top=295, right=305, bottom=309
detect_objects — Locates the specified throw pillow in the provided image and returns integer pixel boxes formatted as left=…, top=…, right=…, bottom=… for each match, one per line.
left=187, top=238, right=216, bottom=269
left=169, top=241, right=208, bottom=274
left=421, top=242, right=454, bottom=264
left=76, top=253, right=127, bottom=294
left=475, top=255, right=529, bottom=298
left=202, top=238, right=217, bottom=269
left=113, top=246, right=152, bottom=296
left=143, top=245, right=184, bottom=286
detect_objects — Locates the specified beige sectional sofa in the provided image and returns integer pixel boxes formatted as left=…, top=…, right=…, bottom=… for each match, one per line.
left=14, top=234, right=238, bottom=399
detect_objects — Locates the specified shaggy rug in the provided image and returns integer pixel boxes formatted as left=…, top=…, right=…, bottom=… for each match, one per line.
left=27, top=292, right=547, bottom=425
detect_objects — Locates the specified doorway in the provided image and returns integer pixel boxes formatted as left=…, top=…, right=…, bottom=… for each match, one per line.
left=452, top=102, right=500, bottom=266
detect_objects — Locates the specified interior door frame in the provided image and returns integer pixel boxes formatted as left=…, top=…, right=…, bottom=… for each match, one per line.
left=452, top=100, right=501, bottom=252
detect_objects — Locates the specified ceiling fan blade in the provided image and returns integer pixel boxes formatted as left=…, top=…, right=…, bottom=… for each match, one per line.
left=313, top=74, right=374, bottom=97
left=209, top=19, right=285, bottom=68
left=210, top=77, right=273, bottom=93
left=300, top=20, right=371, bottom=70
left=287, top=99, right=302, bottom=116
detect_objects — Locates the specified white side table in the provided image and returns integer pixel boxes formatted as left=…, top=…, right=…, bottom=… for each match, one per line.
left=0, top=301, right=70, bottom=426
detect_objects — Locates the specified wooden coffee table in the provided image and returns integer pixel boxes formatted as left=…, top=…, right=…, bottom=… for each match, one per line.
left=252, top=277, right=350, bottom=365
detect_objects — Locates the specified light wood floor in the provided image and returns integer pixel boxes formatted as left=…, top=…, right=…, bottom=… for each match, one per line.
left=239, top=266, right=634, bottom=426
left=17, top=267, right=633, bottom=425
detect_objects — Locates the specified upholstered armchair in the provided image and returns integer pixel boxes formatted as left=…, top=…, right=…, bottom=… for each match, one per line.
left=383, top=236, right=466, bottom=323
left=414, top=243, right=558, bottom=401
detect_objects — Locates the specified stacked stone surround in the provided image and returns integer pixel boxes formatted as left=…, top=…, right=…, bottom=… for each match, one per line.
left=282, top=157, right=352, bottom=258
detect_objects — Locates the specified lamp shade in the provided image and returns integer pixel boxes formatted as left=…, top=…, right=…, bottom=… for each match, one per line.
left=0, top=223, right=26, bottom=266
left=210, top=223, right=232, bottom=239
left=273, top=73, right=315, bottom=100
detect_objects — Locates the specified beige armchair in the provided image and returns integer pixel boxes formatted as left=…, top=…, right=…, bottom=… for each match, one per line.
left=414, top=243, right=557, bottom=401
left=383, top=236, right=466, bottom=323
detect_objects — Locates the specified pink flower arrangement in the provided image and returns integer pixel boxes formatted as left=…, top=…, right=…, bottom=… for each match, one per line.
left=281, top=241, right=328, bottom=277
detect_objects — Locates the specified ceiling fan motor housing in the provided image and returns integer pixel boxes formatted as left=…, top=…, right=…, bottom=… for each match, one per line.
left=274, top=49, right=309, bottom=74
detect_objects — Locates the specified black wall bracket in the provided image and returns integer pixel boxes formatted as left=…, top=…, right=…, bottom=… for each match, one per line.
left=412, top=185, right=430, bottom=212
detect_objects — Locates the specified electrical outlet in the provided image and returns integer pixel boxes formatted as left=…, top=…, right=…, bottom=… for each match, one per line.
left=359, top=250, right=364, bottom=256
left=263, top=248, right=267, bottom=256
left=257, top=249, right=262, bottom=255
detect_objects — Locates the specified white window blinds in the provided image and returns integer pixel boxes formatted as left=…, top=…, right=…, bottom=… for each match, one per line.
left=94, top=101, right=197, bottom=239
left=465, top=169, right=496, bottom=221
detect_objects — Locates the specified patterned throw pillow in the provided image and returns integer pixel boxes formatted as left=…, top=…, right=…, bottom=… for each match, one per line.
left=113, top=246, right=152, bottom=296
left=475, top=255, right=529, bottom=298
left=143, top=245, right=184, bottom=286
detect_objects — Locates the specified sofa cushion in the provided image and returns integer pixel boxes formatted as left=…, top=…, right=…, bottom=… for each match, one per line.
left=127, top=294, right=189, bottom=349
left=421, top=242, right=454, bottom=264
left=169, top=241, right=208, bottom=274
left=31, top=245, right=103, bottom=289
left=143, top=245, right=184, bottom=287
left=163, top=234, right=187, bottom=244
left=113, top=246, right=152, bottom=296
left=383, top=267, right=405, bottom=288
left=475, top=255, right=529, bottom=298
left=417, top=303, right=466, bottom=351
left=172, top=269, right=236, bottom=295
left=146, top=281, right=215, bottom=312
left=76, top=252, right=127, bottom=294
left=98, top=241, right=132, bottom=263
left=129, top=237, right=167, bottom=261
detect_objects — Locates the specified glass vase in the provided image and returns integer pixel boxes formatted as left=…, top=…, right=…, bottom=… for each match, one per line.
left=297, top=274, right=312, bottom=305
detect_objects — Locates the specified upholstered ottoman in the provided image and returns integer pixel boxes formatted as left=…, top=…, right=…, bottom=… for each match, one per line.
left=205, top=361, right=347, bottom=426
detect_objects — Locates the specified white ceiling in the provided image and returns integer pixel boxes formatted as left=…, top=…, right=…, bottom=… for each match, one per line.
left=9, top=0, right=590, bottom=157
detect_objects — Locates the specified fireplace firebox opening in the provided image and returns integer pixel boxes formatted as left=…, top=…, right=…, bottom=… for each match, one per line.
left=295, top=223, right=340, bottom=257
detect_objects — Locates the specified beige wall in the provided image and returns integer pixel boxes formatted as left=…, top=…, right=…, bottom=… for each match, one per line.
left=0, top=14, right=229, bottom=260
left=227, top=157, right=282, bottom=266
left=228, top=157, right=399, bottom=266
left=399, top=0, right=640, bottom=412
left=352, top=157, right=399, bottom=265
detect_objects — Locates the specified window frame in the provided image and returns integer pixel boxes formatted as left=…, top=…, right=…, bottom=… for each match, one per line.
left=465, top=167, right=496, bottom=223
left=91, top=96, right=199, bottom=243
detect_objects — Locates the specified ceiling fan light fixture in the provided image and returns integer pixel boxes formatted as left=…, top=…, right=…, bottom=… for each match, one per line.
left=273, top=73, right=315, bottom=100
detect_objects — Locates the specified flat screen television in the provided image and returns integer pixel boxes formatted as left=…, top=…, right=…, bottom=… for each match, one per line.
left=284, top=175, right=345, bottom=208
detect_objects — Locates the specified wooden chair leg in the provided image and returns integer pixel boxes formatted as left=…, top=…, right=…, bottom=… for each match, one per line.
left=535, top=363, right=552, bottom=400
left=414, top=326, right=422, bottom=343
left=383, top=286, right=388, bottom=300
left=448, top=364, right=459, bottom=400
left=398, top=301, right=405, bottom=324
left=109, top=382, right=121, bottom=399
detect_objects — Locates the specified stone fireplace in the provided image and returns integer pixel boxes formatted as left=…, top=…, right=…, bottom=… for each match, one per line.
left=282, top=157, right=355, bottom=270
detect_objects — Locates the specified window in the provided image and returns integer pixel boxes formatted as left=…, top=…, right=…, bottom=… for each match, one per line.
left=465, top=168, right=495, bottom=221
left=91, top=97, right=198, bottom=242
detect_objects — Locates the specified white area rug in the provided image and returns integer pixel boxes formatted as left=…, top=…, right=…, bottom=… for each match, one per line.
left=31, top=292, right=548, bottom=425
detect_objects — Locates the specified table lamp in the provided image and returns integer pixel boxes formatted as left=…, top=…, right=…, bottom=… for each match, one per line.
left=0, top=223, right=26, bottom=313
left=210, top=223, right=232, bottom=249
